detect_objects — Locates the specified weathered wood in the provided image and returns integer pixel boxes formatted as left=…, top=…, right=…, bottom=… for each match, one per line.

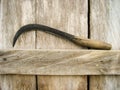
left=90, top=0, right=120, bottom=90
left=0, top=0, right=2, bottom=49
left=38, top=76, right=87, bottom=90
left=0, top=75, right=36, bottom=90
left=90, top=76, right=120, bottom=90
left=36, top=0, right=87, bottom=90
left=0, top=50, right=119, bottom=75
left=36, top=0, right=88, bottom=49
left=0, top=0, right=36, bottom=90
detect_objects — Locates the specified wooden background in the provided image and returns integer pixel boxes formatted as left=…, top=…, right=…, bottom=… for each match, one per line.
left=0, top=0, right=120, bottom=90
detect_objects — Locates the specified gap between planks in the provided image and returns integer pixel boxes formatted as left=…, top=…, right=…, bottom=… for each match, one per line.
left=0, top=50, right=120, bottom=75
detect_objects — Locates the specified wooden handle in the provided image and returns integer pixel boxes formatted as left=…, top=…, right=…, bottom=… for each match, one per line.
left=72, top=36, right=112, bottom=50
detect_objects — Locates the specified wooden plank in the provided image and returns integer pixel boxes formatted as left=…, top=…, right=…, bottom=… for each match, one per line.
left=36, top=0, right=88, bottom=49
left=0, top=0, right=2, bottom=49
left=0, top=75, right=36, bottom=90
left=0, top=50, right=119, bottom=75
left=36, top=0, right=88, bottom=90
left=0, top=0, right=36, bottom=90
left=90, top=0, right=120, bottom=90
left=38, top=76, right=87, bottom=90
left=90, top=76, right=120, bottom=90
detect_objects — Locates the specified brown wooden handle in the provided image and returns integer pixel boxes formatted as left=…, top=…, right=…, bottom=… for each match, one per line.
left=72, top=36, right=112, bottom=50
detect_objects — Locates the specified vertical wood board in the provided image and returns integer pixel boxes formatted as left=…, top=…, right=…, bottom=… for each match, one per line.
left=38, top=76, right=87, bottom=90
left=0, top=0, right=36, bottom=90
left=90, top=0, right=120, bottom=90
left=36, top=0, right=88, bottom=49
left=36, top=0, right=88, bottom=90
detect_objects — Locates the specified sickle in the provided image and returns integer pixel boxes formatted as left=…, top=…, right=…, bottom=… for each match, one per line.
left=13, top=24, right=112, bottom=50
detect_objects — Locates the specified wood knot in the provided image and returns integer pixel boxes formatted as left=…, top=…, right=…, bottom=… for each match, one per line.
left=3, top=58, right=7, bottom=61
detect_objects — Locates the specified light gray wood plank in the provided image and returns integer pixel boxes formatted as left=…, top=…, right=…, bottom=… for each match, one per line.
left=1, top=0, right=36, bottom=49
left=90, top=76, right=120, bottom=90
left=0, top=0, right=36, bottom=90
left=36, top=0, right=88, bottom=49
left=0, top=0, right=2, bottom=49
left=0, top=50, right=119, bottom=75
left=90, top=0, right=120, bottom=90
left=36, top=0, right=88, bottom=90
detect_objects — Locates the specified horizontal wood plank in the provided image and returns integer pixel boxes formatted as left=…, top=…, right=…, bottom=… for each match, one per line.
left=0, top=50, right=120, bottom=75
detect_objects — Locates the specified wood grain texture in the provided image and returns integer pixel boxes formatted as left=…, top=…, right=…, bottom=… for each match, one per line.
left=36, top=0, right=87, bottom=90
left=0, top=75, right=36, bottom=90
left=0, top=50, right=120, bottom=75
left=0, top=0, right=36, bottom=90
left=0, top=0, right=2, bottom=49
left=90, top=0, right=120, bottom=90
left=36, top=0, right=88, bottom=49
left=90, top=76, right=120, bottom=90
left=38, top=76, right=87, bottom=90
